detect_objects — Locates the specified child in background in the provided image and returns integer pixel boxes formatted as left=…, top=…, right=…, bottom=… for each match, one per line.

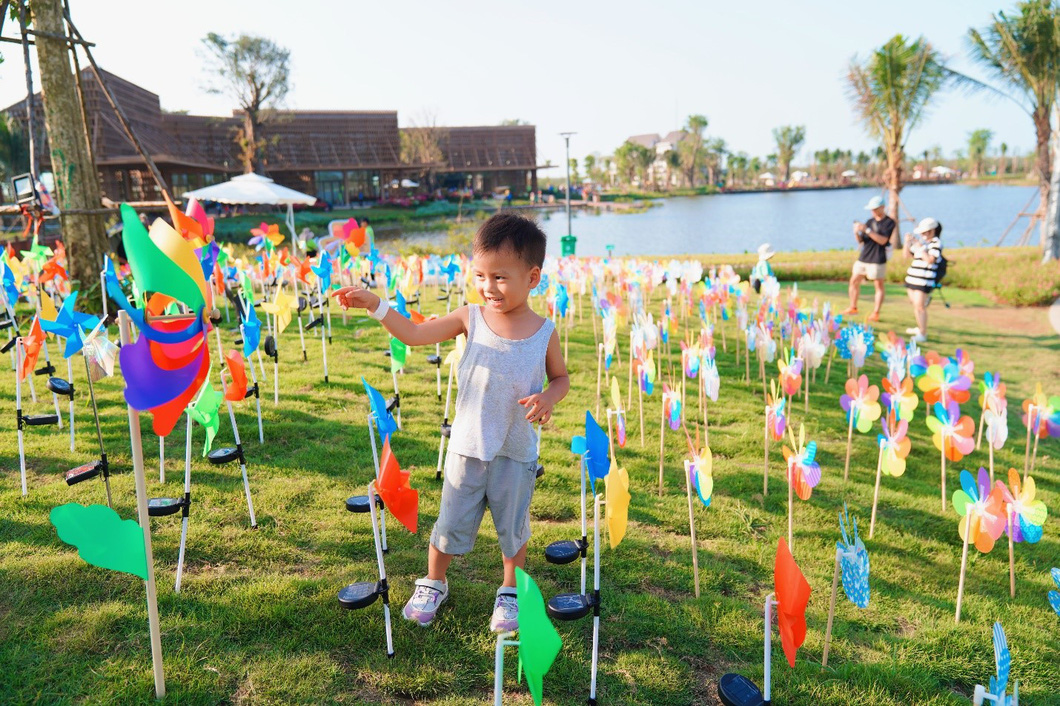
left=332, top=213, right=570, bottom=632
left=750, top=242, right=775, bottom=293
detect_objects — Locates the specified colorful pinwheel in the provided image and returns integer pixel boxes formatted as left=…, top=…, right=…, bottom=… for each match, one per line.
left=777, top=347, right=802, bottom=398
left=766, top=382, right=786, bottom=443
left=917, top=361, right=972, bottom=407
left=980, top=623, right=1016, bottom=706
left=881, top=371, right=918, bottom=422
left=681, top=340, right=700, bottom=378
left=984, top=406, right=1008, bottom=450
left=1049, top=568, right=1060, bottom=617
left=1001, top=468, right=1048, bottom=545
left=841, top=374, right=882, bottom=433
left=38, top=291, right=101, bottom=358
left=783, top=424, right=821, bottom=501
left=637, top=354, right=655, bottom=396
left=837, top=505, right=870, bottom=608
left=835, top=323, right=873, bottom=370
left=953, top=468, right=1006, bottom=553
left=688, top=445, right=712, bottom=507
left=978, top=371, right=1007, bottom=417
left=927, top=401, right=975, bottom=462
left=878, top=412, right=910, bottom=478
left=702, top=356, right=720, bottom=403
left=877, top=330, right=906, bottom=376
left=1022, top=383, right=1059, bottom=439
left=662, top=384, right=682, bottom=431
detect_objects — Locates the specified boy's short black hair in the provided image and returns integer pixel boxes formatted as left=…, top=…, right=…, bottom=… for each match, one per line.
left=473, top=213, right=546, bottom=268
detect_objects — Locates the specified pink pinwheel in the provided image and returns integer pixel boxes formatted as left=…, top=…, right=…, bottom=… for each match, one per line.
left=953, top=468, right=1006, bottom=554
left=777, top=347, right=803, bottom=397
left=877, top=331, right=906, bottom=373
left=917, top=361, right=972, bottom=407
left=841, top=374, right=882, bottom=433
left=878, top=411, right=911, bottom=478
left=951, top=348, right=974, bottom=384
left=927, top=402, right=975, bottom=462
left=662, top=384, right=682, bottom=431
left=881, top=371, right=919, bottom=422
left=1000, top=468, right=1048, bottom=544
left=783, top=424, right=821, bottom=501
left=1022, top=384, right=1059, bottom=440
left=766, top=382, right=786, bottom=442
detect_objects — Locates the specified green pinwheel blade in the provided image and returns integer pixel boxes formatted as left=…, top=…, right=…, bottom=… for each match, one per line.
left=515, top=567, right=562, bottom=706
left=191, top=385, right=223, bottom=456
left=390, top=337, right=407, bottom=373
left=121, top=203, right=205, bottom=311
left=49, top=503, right=147, bottom=580
left=952, top=490, right=972, bottom=517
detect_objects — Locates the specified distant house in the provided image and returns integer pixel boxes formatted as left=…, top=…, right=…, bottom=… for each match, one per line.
left=614, top=130, right=687, bottom=187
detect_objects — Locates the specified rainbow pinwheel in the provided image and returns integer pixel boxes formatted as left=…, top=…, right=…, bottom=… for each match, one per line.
left=909, top=349, right=944, bottom=379
left=637, top=354, right=655, bottom=395
left=878, top=412, right=911, bottom=477
left=662, top=385, right=682, bottom=431
left=753, top=323, right=776, bottom=363
left=702, top=356, right=720, bottom=402
left=681, top=340, right=700, bottom=378
left=841, top=374, right=882, bottom=433
left=837, top=505, right=870, bottom=608
left=766, top=382, right=786, bottom=442
left=249, top=223, right=283, bottom=252
left=917, top=361, right=972, bottom=407
left=927, top=401, right=975, bottom=462
left=1022, top=384, right=1059, bottom=439
left=881, top=371, right=918, bottom=422
left=877, top=331, right=906, bottom=375
left=1000, top=468, right=1048, bottom=544
left=783, top=424, right=821, bottom=501
left=952, top=348, right=975, bottom=383
left=688, top=445, right=712, bottom=507
left=953, top=468, right=1006, bottom=553
left=979, top=372, right=1007, bottom=415
left=777, top=348, right=802, bottom=397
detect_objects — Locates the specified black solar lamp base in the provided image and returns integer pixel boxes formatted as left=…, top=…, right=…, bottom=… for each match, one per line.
left=718, top=674, right=765, bottom=706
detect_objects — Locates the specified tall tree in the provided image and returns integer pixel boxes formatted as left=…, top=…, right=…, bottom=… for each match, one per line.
left=968, top=0, right=1060, bottom=258
left=583, top=154, right=597, bottom=183
left=631, top=144, right=656, bottom=189
left=613, top=142, right=638, bottom=186
left=201, top=33, right=291, bottom=174
left=29, top=0, right=106, bottom=292
left=967, top=128, right=993, bottom=177
left=400, top=111, right=447, bottom=188
left=772, top=125, right=806, bottom=182
left=679, top=114, right=708, bottom=187
left=846, top=35, right=956, bottom=221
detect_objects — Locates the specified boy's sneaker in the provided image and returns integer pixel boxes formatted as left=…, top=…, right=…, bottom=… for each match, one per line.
left=490, top=587, right=519, bottom=633
left=905, top=327, right=921, bottom=336
left=911, top=332, right=928, bottom=344
left=403, top=578, right=448, bottom=627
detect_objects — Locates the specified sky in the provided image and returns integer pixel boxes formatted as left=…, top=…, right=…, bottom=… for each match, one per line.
left=0, top=0, right=1035, bottom=172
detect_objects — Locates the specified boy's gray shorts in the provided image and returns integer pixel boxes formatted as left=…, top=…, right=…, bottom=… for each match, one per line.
left=430, top=452, right=538, bottom=558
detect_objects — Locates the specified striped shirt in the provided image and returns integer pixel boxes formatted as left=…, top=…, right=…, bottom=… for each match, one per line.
left=905, top=236, right=941, bottom=288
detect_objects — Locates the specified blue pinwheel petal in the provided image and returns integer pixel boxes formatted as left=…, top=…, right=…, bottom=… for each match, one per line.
left=959, top=470, right=978, bottom=502
left=992, top=622, right=1009, bottom=697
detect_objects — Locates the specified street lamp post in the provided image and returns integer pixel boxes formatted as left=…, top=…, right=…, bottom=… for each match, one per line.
left=560, top=132, right=576, bottom=237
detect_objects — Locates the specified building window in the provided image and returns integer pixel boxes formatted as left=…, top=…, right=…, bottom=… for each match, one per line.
left=314, top=170, right=345, bottom=206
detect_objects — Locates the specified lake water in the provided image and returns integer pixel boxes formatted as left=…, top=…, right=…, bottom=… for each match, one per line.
left=394, top=184, right=1039, bottom=257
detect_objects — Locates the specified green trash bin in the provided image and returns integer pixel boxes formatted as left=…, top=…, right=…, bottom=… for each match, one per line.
left=561, top=234, right=577, bottom=257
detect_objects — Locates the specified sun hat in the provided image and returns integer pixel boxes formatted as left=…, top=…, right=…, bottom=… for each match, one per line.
left=864, top=195, right=885, bottom=210
left=913, top=217, right=940, bottom=235
left=757, top=243, right=775, bottom=260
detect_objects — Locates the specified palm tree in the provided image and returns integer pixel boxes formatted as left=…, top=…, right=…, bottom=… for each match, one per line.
left=614, top=142, right=639, bottom=186
left=729, top=152, right=749, bottom=187
left=680, top=114, right=709, bottom=187
left=772, top=125, right=806, bottom=182
left=664, top=150, right=682, bottom=189
left=967, top=129, right=994, bottom=178
left=846, top=35, right=958, bottom=220
left=631, top=144, right=656, bottom=190
left=968, top=0, right=1060, bottom=256
left=998, top=142, right=1009, bottom=177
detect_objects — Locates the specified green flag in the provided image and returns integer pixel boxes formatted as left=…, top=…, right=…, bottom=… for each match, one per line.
left=190, top=384, right=223, bottom=456
left=390, top=337, right=407, bottom=373
left=515, top=567, right=562, bottom=706
left=50, top=503, right=148, bottom=580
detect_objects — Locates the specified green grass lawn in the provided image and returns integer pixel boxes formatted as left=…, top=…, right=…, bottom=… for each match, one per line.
left=1, top=277, right=1058, bottom=705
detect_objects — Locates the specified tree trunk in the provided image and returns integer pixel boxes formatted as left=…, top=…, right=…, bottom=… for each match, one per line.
left=1043, top=121, right=1060, bottom=262
left=242, top=111, right=256, bottom=173
left=885, top=144, right=903, bottom=223
left=29, top=0, right=105, bottom=296
left=1034, top=109, right=1052, bottom=250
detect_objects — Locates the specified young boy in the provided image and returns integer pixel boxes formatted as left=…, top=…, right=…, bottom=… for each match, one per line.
left=332, top=213, right=570, bottom=632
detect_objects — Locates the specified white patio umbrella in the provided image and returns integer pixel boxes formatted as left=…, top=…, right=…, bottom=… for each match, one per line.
left=841, top=169, right=858, bottom=177
left=183, top=173, right=317, bottom=250
left=388, top=178, right=419, bottom=188
left=758, top=172, right=776, bottom=180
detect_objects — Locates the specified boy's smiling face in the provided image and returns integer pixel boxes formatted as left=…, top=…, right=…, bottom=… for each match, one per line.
left=471, top=246, right=540, bottom=314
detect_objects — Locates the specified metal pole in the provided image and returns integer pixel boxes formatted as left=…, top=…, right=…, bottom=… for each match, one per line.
left=560, top=132, right=576, bottom=237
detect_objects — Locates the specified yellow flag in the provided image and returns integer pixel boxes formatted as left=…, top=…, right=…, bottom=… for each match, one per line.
left=606, top=463, right=630, bottom=549
left=39, top=293, right=59, bottom=323
left=609, top=375, right=622, bottom=412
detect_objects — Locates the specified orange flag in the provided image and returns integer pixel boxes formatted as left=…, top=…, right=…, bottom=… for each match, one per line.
left=775, top=538, right=811, bottom=668
left=163, top=191, right=205, bottom=245
left=377, top=439, right=418, bottom=533
left=19, top=316, right=46, bottom=381
left=223, top=350, right=248, bottom=401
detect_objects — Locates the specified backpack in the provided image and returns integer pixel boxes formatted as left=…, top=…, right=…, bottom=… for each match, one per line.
left=934, top=249, right=948, bottom=288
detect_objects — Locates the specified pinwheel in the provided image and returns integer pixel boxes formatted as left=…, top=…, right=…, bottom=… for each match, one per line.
left=917, top=360, right=972, bottom=407
left=634, top=353, right=655, bottom=446
left=492, top=568, right=562, bottom=706
left=909, top=348, right=944, bottom=379
left=869, top=411, right=911, bottom=538
left=881, top=370, right=918, bottom=422
left=796, top=324, right=826, bottom=413
left=699, top=355, right=720, bottom=442
left=80, top=323, right=118, bottom=383
left=1020, top=383, right=1058, bottom=479
left=249, top=222, right=283, bottom=252
left=953, top=468, right=1006, bottom=623
left=977, top=371, right=1007, bottom=450
left=971, top=623, right=1019, bottom=706
left=681, top=339, right=700, bottom=378
left=1000, top=468, right=1048, bottom=598
left=608, top=375, right=626, bottom=448
left=39, top=290, right=101, bottom=359
left=657, top=382, right=683, bottom=494
left=189, top=384, right=223, bottom=457
left=776, top=347, right=802, bottom=402
left=835, top=322, right=873, bottom=376
left=1049, top=568, right=1060, bottom=618
left=952, top=347, right=975, bottom=383
left=840, top=374, right=882, bottom=481
left=983, top=406, right=1008, bottom=482
left=782, top=424, right=820, bottom=550
left=753, top=322, right=776, bottom=400
left=682, top=441, right=711, bottom=598
left=927, top=401, right=975, bottom=510
left=877, top=330, right=906, bottom=377
left=763, top=381, right=787, bottom=495
left=823, top=505, right=870, bottom=667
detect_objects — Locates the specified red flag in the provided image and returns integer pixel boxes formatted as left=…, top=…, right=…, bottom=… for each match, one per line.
left=19, top=317, right=46, bottom=381
left=223, top=350, right=248, bottom=401
left=774, top=538, right=810, bottom=668
left=377, top=439, right=418, bottom=533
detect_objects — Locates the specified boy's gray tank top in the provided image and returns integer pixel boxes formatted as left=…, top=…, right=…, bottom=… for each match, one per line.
left=447, top=305, right=554, bottom=463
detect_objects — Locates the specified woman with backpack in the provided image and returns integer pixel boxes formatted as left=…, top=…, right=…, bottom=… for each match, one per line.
left=902, top=217, right=944, bottom=343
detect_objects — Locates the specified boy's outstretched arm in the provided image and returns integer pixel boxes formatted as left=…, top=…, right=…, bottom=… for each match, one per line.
left=519, top=329, right=570, bottom=424
left=331, top=286, right=467, bottom=347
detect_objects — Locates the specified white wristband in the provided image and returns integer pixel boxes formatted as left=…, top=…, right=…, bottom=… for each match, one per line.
left=369, top=296, right=390, bottom=321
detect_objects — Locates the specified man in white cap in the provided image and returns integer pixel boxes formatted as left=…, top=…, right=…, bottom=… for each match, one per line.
left=750, top=243, right=775, bottom=293
left=841, top=195, right=897, bottom=321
